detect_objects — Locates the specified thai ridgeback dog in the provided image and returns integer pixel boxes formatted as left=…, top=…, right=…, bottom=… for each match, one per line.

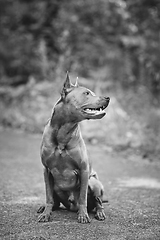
left=37, top=73, right=110, bottom=223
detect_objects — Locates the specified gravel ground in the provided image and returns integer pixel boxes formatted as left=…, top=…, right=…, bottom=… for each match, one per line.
left=0, top=129, right=160, bottom=240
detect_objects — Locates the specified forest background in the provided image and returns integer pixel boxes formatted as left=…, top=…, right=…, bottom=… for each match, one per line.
left=0, top=0, right=160, bottom=161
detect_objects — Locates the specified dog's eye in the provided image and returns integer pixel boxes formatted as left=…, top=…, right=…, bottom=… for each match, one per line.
left=84, top=91, right=90, bottom=95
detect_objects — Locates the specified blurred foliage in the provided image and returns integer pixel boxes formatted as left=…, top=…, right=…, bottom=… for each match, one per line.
left=0, top=0, right=160, bottom=101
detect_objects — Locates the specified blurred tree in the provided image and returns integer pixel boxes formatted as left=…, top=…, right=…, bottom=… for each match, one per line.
left=120, top=0, right=160, bottom=101
left=0, top=0, right=160, bottom=102
left=0, top=0, right=62, bottom=84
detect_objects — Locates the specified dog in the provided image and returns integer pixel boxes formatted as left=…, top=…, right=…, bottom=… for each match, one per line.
left=37, top=73, right=110, bottom=223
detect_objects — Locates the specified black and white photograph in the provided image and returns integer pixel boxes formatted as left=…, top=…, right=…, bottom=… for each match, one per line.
left=0, top=0, right=160, bottom=239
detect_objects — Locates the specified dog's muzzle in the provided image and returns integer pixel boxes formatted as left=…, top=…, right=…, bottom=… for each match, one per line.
left=82, top=97, right=110, bottom=119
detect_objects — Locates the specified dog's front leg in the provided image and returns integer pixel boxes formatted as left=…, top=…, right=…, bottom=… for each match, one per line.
left=78, top=169, right=91, bottom=223
left=38, top=167, right=55, bottom=222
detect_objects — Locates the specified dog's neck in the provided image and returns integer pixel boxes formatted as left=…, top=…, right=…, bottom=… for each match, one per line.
left=50, top=101, right=80, bottom=149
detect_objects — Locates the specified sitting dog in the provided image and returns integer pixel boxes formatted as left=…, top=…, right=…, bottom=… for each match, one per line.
left=37, top=73, right=110, bottom=223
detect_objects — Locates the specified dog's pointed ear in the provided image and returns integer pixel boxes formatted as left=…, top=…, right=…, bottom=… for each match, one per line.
left=61, top=72, right=74, bottom=99
left=74, top=77, right=79, bottom=87
left=64, top=71, right=72, bottom=89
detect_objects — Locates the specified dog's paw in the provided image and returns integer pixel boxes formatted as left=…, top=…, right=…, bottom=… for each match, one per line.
left=78, top=206, right=91, bottom=224
left=95, top=209, right=106, bottom=221
left=38, top=212, right=51, bottom=222
left=78, top=213, right=91, bottom=224
left=37, top=204, right=53, bottom=222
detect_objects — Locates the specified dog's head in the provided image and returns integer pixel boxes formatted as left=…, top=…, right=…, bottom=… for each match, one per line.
left=59, top=73, right=110, bottom=122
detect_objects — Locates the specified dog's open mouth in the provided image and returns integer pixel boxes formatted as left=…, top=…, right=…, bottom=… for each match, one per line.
left=83, top=105, right=106, bottom=115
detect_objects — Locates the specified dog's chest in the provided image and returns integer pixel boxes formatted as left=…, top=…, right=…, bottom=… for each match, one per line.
left=49, top=148, right=79, bottom=191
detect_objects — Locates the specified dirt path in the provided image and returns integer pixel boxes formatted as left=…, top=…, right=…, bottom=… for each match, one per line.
left=0, top=129, right=160, bottom=240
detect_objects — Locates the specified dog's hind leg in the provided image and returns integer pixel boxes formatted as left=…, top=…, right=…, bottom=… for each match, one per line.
left=38, top=167, right=60, bottom=222
left=94, top=196, right=106, bottom=221
left=88, top=174, right=106, bottom=221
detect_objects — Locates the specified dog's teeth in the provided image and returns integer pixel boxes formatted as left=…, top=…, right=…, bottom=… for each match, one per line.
left=84, top=107, right=105, bottom=114
left=86, top=108, right=92, bottom=112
